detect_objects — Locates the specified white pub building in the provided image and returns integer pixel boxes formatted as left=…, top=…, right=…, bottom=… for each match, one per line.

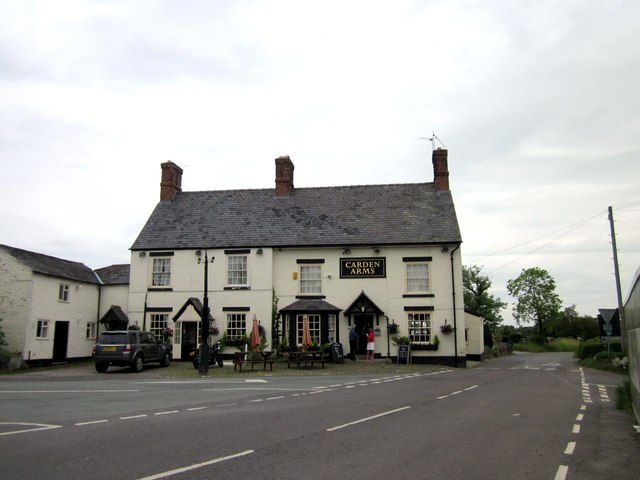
left=128, top=150, right=483, bottom=366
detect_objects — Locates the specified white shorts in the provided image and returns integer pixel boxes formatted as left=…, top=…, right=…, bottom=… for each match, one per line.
left=367, top=342, right=374, bottom=351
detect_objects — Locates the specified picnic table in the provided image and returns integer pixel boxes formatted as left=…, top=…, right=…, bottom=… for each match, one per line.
left=286, top=350, right=327, bottom=369
left=234, top=351, right=274, bottom=372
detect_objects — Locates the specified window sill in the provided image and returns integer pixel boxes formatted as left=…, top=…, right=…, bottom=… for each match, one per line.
left=223, top=286, right=251, bottom=291
left=295, top=295, right=326, bottom=299
left=147, top=287, right=173, bottom=292
left=402, top=293, right=434, bottom=298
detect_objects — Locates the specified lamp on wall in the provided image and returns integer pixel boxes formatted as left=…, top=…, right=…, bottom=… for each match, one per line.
left=343, top=248, right=350, bottom=255
left=195, top=250, right=202, bottom=256
left=257, top=248, right=263, bottom=255
left=139, top=251, right=146, bottom=258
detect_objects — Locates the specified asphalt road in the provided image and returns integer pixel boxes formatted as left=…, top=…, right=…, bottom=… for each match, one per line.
left=1, top=352, right=638, bottom=480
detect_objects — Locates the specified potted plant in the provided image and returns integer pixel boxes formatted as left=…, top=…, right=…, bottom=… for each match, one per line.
left=387, top=322, right=399, bottom=335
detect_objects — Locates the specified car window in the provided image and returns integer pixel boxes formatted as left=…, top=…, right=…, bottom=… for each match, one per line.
left=148, top=333, right=158, bottom=344
left=128, top=332, right=137, bottom=344
left=98, top=333, right=128, bottom=345
left=139, top=332, right=149, bottom=344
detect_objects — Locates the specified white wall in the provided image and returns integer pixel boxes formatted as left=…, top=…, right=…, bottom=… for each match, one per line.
left=24, top=274, right=100, bottom=362
left=0, top=250, right=32, bottom=365
left=128, top=244, right=466, bottom=362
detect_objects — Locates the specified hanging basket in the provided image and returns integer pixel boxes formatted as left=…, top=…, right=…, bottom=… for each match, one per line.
left=440, top=324, right=454, bottom=334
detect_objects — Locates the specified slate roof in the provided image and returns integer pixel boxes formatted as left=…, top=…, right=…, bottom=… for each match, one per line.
left=95, top=264, right=130, bottom=285
left=0, top=244, right=100, bottom=284
left=131, top=183, right=461, bottom=251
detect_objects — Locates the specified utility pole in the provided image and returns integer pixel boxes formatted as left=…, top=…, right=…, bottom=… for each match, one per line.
left=608, top=206, right=627, bottom=351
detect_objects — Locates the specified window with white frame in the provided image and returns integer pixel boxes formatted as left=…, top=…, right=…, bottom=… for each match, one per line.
left=408, top=312, right=431, bottom=343
left=328, top=314, right=337, bottom=343
left=36, top=320, right=50, bottom=339
left=150, top=313, right=169, bottom=340
left=227, top=255, right=248, bottom=286
left=152, top=258, right=171, bottom=286
left=406, top=263, right=429, bottom=293
left=297, top=314, right=320, bottom=345
left=59, top=284, right=70, bottom=302
left=86, top=322, right=97, bottom=339
left=226, top=313, right=247, bottom=340
left=300, top=265, right=321, bottom=294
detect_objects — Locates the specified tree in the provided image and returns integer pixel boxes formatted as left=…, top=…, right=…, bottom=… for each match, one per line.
left=548, top=305, right=599, bottom=340
left=462, top=265, right=507, bottom=343
left=506, top=267, right=562, bottom=337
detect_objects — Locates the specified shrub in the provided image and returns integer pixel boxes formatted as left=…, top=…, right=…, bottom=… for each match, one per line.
left=577, top=338, right=606, bottom=359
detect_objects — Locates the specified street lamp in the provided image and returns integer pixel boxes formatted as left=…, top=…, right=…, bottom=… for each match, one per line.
left=197, top=250, right=214, bottom=375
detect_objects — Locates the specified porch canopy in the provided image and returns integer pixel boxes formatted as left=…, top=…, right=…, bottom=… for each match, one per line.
left=99, top=305, right=130, bottom=331
left=279, top=298, right=342, bottom=345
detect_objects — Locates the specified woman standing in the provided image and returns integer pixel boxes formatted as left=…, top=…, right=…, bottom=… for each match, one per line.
left=366, top=328, right=375, bottom=360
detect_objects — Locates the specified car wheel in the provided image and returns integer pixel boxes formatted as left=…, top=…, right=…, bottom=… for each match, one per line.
left=95, top=362, right=108, bottom=373
left=192, top=357, right=199, bottom=370
left=161, top=352, right=171, bottom=367
left=131, top=355, right=144, bottom=373
left=216, top=356, right=224, bottom=368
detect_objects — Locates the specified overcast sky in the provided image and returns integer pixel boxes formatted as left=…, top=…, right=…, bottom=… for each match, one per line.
left=1, top=0, right=639, bottom=324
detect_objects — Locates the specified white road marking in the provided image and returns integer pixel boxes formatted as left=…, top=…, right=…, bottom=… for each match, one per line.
left=554, top=465, right=569, bottom=480
left=327, top=406, right=411, bottom=432
left=75, top=420, right=108, bottom=426
left=187, top=407, right=208, bottom=411
left=0, top=422, right=62, bottom=436
left=154, top=410, right=179, bottom=416
left=0, top=389, right=140, bottom=394
left=564, top=442, right=576, bottom=455
left=136, top=450, right=255, bottom=480
left=576, top=414, right=584, bottom=421
left=572, top=424, right=581, bottom=434
left=120, top=414, right=148, bottom=420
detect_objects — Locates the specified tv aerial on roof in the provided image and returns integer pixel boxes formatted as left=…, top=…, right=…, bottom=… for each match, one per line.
left=419, top=132, right=447, bottom=151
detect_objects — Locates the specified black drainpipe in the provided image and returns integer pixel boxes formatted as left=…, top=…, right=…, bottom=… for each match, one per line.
left=450, top=244, right=461, bottom=368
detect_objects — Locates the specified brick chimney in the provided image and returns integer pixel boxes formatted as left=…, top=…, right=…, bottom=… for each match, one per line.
left=432, top=148, right=449, bottom=191
left=275, top=155, right=294, bottom=196
left=160, top=161, right=183, bottom=201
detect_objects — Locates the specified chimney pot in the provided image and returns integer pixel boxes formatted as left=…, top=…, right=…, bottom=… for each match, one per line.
left=432, top=149, right=449, bottom=191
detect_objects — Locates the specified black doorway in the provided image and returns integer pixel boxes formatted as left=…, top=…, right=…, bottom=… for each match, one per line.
left=53, top=321, right=69, bottom=363
left=181, top=322, right=198, bottom=360
left=354, top=314, right=373, bottom=355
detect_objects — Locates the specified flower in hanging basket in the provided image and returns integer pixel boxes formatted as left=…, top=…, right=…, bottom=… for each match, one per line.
left=387, top=323, right=399, bottom=334
left=440, top=324, right=454, bottom=334
left=209, top=326, right=220, bottom=336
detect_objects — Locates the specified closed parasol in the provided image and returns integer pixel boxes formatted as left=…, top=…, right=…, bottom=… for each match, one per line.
left=251, top=314, right=261, bottom=351
left=301, top=315, right=312, bottom=350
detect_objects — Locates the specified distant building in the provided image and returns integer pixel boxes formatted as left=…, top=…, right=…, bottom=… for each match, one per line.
left=0, top=244, right=128, bottom=368
left=128, top=150, right=481, bottom=366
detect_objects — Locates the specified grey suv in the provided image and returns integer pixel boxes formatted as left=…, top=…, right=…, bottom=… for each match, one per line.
left=93, top=330, right=171, bottom=373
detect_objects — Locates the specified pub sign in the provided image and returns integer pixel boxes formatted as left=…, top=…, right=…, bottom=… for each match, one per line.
left=340, top=257, right=386, bottom=278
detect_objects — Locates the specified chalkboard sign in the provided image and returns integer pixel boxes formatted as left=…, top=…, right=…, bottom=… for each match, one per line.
left=330, top=342, right=345, bottom=364
left=397, top=344, right=410, bottom=364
